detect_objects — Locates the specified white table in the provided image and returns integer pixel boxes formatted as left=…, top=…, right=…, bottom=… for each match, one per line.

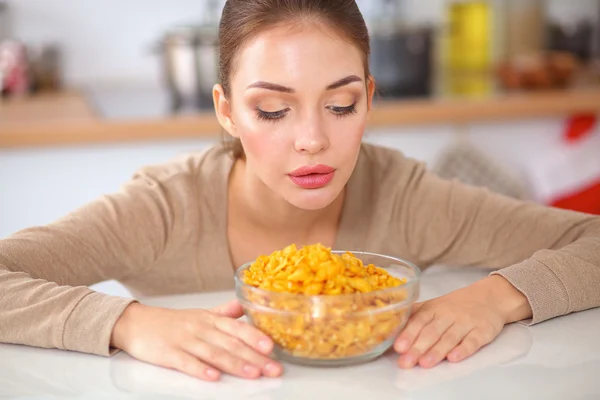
left=1, top=267, right=599, bottom=400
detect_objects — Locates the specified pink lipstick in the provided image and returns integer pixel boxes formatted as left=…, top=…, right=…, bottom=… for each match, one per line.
left=289, top=164, right=335, bottom=189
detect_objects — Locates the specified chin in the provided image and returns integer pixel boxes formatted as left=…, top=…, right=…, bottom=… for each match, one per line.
left=284, top=185, right=343, bottom=211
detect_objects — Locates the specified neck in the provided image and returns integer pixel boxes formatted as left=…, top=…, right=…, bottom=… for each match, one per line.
left=229, top=158, right=345, bottom=243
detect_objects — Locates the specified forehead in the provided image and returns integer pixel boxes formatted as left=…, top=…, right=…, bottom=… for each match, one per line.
left=231, top=23, right=365, bottom=89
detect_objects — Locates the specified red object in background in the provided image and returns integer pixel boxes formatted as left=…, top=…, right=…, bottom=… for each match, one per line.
left=564, top=114, right=597, bottom=142
left=0, top=39, right=29, bottom=96
left=551, top=180, right=600, bottom=214
left=548, top=114, right=600, bottom=215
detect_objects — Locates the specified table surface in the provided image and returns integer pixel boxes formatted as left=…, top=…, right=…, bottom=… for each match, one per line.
left=1, top=267, right=599, bottom=400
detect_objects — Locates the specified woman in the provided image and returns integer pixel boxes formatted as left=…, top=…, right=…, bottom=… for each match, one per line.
left=1, top=0, right=599, bottom=382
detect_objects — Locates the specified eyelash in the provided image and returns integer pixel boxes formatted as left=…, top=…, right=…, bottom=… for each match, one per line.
left=256, top=108, right=290, bottom=122
left=256, top=103, right=358, bottom=123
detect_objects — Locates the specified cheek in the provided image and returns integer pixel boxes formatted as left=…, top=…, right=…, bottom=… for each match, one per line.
left=330, top=115, right=366, bottom=150
left=233, top=108, right=288, bottom=164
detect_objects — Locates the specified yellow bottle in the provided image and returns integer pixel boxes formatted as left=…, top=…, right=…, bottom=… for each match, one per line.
left=446, top=1, right=492, bottom=72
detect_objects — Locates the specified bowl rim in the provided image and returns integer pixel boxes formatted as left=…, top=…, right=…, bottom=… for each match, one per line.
left=234, top=250, right=421, bottom=309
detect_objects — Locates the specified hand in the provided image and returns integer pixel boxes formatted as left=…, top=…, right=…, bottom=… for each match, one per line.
left=110, top=300, right=283, bottom=381
left=393, top=275, right=531, bottom=369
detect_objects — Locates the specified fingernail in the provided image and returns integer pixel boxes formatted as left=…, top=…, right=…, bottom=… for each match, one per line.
left=395, top=339, right=408, bottom=352
left=259, top=339, right=272, bottom=353
left=448, top=351, right=461, bottom=362
left=243, top=364, right=260, bottom=377
left=264, top=362, right=281, bottom=377
left=421, top=355, right=436, bottom=366
left=399, top=354, right=416, bottom=368
left=206, top=368, right=220, bottom=380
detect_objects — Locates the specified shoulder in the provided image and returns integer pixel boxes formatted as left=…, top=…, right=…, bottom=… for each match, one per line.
left=131, top=143, right=231, bottom=185
left=112, top=143, right=231, bottom=232
left=357, top=142, right=428, bottom=188
left=115, top=143, right=232, bottom=214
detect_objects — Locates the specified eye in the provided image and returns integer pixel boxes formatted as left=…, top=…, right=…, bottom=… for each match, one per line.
left=328, top=103, right=357, bottom=119
left=256, top=107, right=290, bottom=123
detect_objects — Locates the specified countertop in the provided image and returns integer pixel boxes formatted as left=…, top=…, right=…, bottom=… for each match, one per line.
left=1, top=267, right=599, bottom=400
left=1, top=84, right=600, bottom=149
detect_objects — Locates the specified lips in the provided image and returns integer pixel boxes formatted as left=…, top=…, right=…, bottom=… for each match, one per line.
left=288, top=164, right=336, bottom=189
left=289, top=164, right=335, bottom=177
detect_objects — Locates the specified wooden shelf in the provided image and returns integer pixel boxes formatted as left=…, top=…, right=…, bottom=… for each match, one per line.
left=1, top=88, right=600, bottom=149
left=368, top=88, right=600, bottom=127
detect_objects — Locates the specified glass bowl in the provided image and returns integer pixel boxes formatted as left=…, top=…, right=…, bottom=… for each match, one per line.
left=234, top=251, right=420, bottom=367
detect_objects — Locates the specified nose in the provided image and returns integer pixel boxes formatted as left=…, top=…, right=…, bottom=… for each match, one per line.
left=293, top=114, right=329, bottom=154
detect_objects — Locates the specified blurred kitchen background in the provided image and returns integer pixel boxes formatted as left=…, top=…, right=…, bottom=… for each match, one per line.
left=1, top=0, right=600, bottom=295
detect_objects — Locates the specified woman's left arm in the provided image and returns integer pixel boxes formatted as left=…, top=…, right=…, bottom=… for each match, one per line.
left=391, top=160, right=600, bottom=368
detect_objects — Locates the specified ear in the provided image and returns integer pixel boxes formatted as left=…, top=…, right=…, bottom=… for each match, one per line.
left=366, top=76, right=376, bottom=112
left=213, top=84, right=238, bottom=138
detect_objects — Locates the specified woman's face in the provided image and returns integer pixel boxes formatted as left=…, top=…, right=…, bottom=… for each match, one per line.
left=216, top=23, right=374, bottom=211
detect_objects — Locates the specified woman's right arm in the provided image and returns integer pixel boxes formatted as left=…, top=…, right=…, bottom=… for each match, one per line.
left=0, top=173, right=171, bottom=356
left=0, top=168, right=282, bottom=380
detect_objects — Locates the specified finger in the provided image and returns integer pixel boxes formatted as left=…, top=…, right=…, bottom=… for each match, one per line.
left=163, top=350, right=221, bottom=381
left=184, top=339, right=261, bottom=379
left=212, top=315, right=275, bottom=355
left=447, top=328, right=491, bottom=363
left=202, top=328, right=283, bottom=378
left=418, top=325, right=472, bottom=368
left=398, top=317, right=453, bottom=369
left=393, top=307, right=433, bottom=354
left=210, top=300, right=244, bottom=319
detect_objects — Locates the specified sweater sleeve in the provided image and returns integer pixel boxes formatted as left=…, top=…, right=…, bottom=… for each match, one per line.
left=0, top=172, right=174, bottom=356
left=396, top=161, right=600, bottom=325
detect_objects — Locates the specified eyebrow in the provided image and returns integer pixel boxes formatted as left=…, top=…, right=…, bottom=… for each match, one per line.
left=246, top=75, right=363, bottom=93
left=326, top=75, right=362, bottom=90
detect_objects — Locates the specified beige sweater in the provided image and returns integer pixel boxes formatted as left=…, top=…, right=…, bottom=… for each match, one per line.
left=1, top=143, right=599, bottom=357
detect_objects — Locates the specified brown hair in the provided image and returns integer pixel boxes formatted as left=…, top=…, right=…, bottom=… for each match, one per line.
left=218, top=0, right=371, bottom=158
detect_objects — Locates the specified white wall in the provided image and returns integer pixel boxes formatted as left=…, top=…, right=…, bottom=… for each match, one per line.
left=4, top=0, right=598, bottom=86
left=5, top=0, right=220, bottom=86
